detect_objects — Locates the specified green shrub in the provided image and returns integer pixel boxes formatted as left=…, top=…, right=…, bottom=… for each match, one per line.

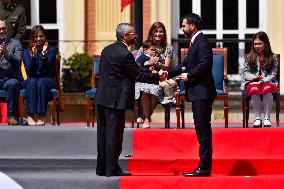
left=63, top=53, right=92, bottom=91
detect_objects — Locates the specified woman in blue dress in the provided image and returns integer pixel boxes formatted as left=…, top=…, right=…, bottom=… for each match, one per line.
left=22, top=25, right=57, bottom=126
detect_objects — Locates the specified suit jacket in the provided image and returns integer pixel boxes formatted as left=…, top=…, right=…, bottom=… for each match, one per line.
left=168, top=33, right=216, bottom=101
left=95, top=41, right=159, bottom=110
left=22, top=47, right=57, bottom=79
left=0, top=37, right=23, bottom=81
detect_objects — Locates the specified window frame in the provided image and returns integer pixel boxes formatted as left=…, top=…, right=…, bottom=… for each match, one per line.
left=172, top=0, right=267, bottom=81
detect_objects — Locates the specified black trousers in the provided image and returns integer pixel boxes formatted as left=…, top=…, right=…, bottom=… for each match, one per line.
left=192, top=99, right=213, bottom=170
left=96, top=104, right=125, bottom=174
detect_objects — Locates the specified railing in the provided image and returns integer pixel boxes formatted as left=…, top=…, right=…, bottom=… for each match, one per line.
left=172, top=38, right=253, bottom=91
left=21, top=38, right=252, bottom=92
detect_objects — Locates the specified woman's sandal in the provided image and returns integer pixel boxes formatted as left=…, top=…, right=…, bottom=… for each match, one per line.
left=27, top=116, right=36, bottom=126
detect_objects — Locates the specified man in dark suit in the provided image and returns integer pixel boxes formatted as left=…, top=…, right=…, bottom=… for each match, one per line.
left=95, top=23, right=166, bottom=177
left=168, top=13, right=216, bottom=177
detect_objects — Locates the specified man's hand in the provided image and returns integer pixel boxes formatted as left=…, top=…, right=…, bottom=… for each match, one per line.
left=178, top=73, right=189, bottom=81
left=0, top=42, right=6, bottom=56
left=159, top=69, right=168, bottom=82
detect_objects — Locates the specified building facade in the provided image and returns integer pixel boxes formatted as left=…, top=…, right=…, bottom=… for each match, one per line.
left=19, top=0, right=284, bottom=93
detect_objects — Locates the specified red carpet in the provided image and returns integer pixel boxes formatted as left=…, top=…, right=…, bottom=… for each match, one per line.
left=121, top=175, right=284, bottom=189
left=122, top=128, right=284, bottom=188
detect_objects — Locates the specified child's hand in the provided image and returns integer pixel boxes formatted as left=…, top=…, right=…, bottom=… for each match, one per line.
left=149, top=66, right=155, bottom=72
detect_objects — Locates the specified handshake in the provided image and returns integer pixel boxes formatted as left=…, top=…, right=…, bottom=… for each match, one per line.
left=158, top=69, right=168, bottom=82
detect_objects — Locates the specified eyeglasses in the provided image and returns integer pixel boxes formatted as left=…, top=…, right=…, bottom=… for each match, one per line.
left=126, top=32, right=137, bottom=36
left=0, top=27, right=7, bottom=31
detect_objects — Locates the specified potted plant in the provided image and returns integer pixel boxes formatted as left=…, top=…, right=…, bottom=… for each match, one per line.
left=63, top=53, right=92, bottom=92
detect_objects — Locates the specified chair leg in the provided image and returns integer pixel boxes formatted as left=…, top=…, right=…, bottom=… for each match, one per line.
left=245, top=99, right=249, bottom=128
left=92, top=100, right=95, bottom=127
left=18, top=96, right=25, bottom=125
left=131, top=109, right=135, bottom=128
left=51, top=97, right=56, bottom=125
left=165, top=107, right=170, bottom=129
left=175, top=96, right=181, bottom=129
left=242, top=98, right=246, bottom=128
left=181, top=102, right=185, bottom=129
left=56, top=98, right=60, bottom=126
left=276, top=98, right=280, bottom=127
left=224, top=98, right=228, bottom=128
left=86, top=99, right=91, bottom=127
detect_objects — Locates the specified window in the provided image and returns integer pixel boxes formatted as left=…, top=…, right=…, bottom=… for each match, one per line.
left=201, top=0, right=216, bottom=30
left=180, top=0, right=192, bottom=18
left=39, top=0, right=57, bottom=23
left=223, top=0, right=238, bottom=30
left=16, top=0, right=63, bottom=49
left=173, top=0, right=266, bottom=81
left=224, top=34, right=239, bottom=74
left=246, top=0, right=259, bottom=28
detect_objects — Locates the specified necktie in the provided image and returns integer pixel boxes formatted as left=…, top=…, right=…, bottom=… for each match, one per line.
left=188, top=42, right=192, bottom=52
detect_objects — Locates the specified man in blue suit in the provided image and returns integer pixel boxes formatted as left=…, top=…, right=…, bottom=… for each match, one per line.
left=169, top=13, right=216, bottom=177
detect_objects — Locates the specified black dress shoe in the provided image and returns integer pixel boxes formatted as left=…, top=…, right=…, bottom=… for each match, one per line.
left=106, top=171, right=132, bottom=177
left=96, top=172, right=106, bottom=176
left=183, top=167, right=211, bottom=177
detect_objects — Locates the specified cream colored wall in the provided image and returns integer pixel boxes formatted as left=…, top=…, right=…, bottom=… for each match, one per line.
left=95, top=0, right=131, bottom=54
left=63, top=0, right=85, bottom=57
left=267, top=0, right=284, bottom=94
left=151, top=0, right=172, bottom=44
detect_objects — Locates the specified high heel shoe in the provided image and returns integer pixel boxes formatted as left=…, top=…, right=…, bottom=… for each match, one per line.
left=37, top=116, right=46, bottom=126
left=36, top=119, right=45, bottom=126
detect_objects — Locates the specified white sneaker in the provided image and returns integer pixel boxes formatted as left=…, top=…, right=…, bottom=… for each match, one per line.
left=263, top=119, right=271, bottom=127
left=253, top=119, right=262, bottom=128
left=136, top=117, right=144, bottom=124
left=141, top=118, right=150, bottom=129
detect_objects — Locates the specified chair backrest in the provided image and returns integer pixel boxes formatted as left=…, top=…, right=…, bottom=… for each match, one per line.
left=212, top=48, right=228, bottom=94
left=92, top=55, right=101, bottom=88
left=180, top=48, right=228, bottom=93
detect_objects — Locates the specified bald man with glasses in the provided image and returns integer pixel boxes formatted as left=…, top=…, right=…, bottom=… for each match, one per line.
left=0, top=20, right=23, bottom=125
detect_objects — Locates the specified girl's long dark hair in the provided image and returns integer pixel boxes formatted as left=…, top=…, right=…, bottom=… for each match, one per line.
left=28, top=25, right=48, bottom=50
left=246, top=31, right=274, bottom=71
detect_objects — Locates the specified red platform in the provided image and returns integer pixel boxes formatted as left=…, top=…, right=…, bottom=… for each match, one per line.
left=121, top=128, right=284, bottom=189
